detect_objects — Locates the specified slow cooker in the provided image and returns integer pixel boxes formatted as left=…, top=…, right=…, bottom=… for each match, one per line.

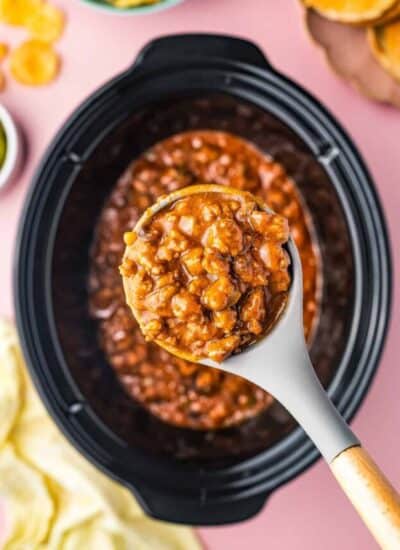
left=14, top=34, right=392, bottom=525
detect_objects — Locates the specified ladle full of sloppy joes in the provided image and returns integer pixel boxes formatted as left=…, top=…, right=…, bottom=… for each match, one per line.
left=120, top=184, right=400, bottom=546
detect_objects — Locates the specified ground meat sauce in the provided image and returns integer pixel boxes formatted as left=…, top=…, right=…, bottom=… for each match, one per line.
left=121, top=187, right=290, bottom=362
left=89, top=131, right=320, bottom=430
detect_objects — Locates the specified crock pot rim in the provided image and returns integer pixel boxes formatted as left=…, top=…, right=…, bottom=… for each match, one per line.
left=13, top=34, right=392, bottom=522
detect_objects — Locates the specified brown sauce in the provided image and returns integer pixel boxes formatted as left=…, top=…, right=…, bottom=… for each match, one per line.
left=121, top=188, right=291, bottom=362
left=88, top=131, right=320, bottom=430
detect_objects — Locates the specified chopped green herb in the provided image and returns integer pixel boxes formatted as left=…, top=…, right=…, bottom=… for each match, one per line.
left=0, top=123, right=6, bottom=170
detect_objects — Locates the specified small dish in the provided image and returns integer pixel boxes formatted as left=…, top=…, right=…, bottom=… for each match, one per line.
left=0, top=104, right=21, bottom=192
left=79, top=0, right=185, bottom=15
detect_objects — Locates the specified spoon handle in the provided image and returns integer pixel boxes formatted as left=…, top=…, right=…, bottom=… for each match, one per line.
left=246, top=347, right=400, bottom=547
left=278, top=358, right=400, bottom=546
left=331, top=446, right=400, bottom=549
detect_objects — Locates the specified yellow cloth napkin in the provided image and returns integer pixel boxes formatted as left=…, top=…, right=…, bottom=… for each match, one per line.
left=0, top=320, right=202, bottom=550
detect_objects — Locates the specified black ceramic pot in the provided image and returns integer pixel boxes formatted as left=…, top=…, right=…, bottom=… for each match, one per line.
left=14, top=34, right=391, bottom=525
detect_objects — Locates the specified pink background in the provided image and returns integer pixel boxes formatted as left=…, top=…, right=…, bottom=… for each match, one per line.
left=0, top=1, right=399, bottom=548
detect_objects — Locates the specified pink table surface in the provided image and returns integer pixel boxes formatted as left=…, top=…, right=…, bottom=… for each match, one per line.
left=0, top=1, right=399, bottom=548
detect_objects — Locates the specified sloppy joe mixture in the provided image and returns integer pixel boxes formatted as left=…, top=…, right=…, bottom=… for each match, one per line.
left=121, top=187, right=290, bottom=362
left=89, top=131, right=320, bottom=430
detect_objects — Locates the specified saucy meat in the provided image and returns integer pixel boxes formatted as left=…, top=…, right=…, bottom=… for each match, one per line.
left=121, top=186, right=291, bottom=362
left=89, top=130, right=320, bottom=430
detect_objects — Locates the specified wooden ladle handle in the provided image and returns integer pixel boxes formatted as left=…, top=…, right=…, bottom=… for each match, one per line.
left=330, top=446, right=400, bottom=549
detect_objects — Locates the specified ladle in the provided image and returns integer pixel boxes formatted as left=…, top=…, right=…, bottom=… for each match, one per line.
left=123, top=185, right=400, bottom=547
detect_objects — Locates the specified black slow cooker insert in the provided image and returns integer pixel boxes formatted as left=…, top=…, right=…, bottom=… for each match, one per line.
left=15, top=34, right=391, bottom=525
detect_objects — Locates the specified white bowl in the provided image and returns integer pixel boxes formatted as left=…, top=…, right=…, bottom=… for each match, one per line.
left=0, top=104, right=22, bottom=192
